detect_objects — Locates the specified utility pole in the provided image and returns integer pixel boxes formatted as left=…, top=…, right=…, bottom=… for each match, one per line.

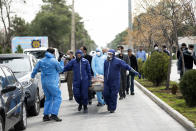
left=128, top=0, right=133, bottom=49
left=71, top=0, right=76, bottom=53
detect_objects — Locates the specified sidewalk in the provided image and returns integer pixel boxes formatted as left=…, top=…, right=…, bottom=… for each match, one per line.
left=27, top=83, right=186, bottom=131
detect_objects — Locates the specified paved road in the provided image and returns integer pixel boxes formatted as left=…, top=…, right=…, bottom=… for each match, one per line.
left=25, top=83, right=187, bottom=131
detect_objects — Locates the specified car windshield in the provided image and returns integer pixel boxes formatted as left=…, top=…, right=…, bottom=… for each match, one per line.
left=0, top=57, right=31, bottom=73
left=24, top=51, right=46, bottom=59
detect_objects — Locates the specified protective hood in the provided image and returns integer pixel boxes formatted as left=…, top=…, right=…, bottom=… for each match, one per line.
left=96, top=48, right=103, bottom=56
left=108, top=49, right=116, bottom=57
left=45, top=52, right=55, bottom=58
left=75, top=50, right=83, bottom=56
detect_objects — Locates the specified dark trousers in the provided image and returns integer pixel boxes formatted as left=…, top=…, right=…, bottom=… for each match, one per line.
left=127, top=75, right=135, bottom=93
left=67, top=71, right=73, bottom=99
left=119, top=76, right=126, bottom=98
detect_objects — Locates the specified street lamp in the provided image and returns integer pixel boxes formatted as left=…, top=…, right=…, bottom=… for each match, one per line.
left=128, top=0, right=133, bottom=49
left=71, top=0, right=75, bottom=53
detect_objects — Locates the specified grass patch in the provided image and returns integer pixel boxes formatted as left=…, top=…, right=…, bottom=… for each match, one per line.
left=136, top=78, right=196, bottom=126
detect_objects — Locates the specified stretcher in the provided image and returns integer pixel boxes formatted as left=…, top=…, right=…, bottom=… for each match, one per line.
left=90, top=75, right=104, bottom=92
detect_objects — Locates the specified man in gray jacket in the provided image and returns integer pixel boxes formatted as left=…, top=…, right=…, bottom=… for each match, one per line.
left=116, top=45, right=130, bottom=100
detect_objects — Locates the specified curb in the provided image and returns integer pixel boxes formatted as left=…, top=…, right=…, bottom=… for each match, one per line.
left=135, top=80, right=196, bottom=131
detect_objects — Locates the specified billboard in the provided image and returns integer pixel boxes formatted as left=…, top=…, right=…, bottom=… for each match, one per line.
left=11, top=36, right=48, bottom=53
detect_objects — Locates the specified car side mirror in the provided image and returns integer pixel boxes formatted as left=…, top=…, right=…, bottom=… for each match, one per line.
left=1, top=85, right=16, bottom=94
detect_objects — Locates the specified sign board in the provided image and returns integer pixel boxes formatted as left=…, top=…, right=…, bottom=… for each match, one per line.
left=11, top=36, right=48, bottom=53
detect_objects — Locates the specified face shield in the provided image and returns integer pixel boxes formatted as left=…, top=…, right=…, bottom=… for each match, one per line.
left=107, top=52, right=113, bottom=61
left=96, top=51, right=101, bottom=56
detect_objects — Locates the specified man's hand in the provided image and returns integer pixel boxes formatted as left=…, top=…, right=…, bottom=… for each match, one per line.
left=30, top=78, right=34, bottom=83
left=126, top=70, right=130, bottom=76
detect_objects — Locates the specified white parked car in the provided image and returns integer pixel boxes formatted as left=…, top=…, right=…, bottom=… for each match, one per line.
left=24, top=47, right=60, bottom=60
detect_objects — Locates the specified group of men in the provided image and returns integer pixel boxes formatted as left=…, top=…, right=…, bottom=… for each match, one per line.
left=177, top=43, right=196, bottom=78
left=31, top=46, right=140, bottom=122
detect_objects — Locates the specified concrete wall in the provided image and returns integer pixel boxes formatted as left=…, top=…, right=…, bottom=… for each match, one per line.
left=178, top=36, right=196, bottom=51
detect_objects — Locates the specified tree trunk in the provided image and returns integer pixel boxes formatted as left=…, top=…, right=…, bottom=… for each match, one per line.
left=166, top=44, right=172, bottom=90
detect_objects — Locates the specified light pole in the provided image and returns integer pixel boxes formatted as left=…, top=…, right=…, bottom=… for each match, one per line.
left=71, top=0, right=76, bottom=53
left=128, top=0, right=133, bottom=49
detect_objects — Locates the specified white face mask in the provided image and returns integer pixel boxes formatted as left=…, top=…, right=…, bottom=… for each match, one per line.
left=107, top=53, right=113, bottom=60
left=155, top=47, right=159, bottom=50
left=117, top=50, right=121, bottom=54
left=96, top=52, right=101, bottom=56
left=188, top=49, right=193, bottom=54
left=67, top=55, right=70, bottom=58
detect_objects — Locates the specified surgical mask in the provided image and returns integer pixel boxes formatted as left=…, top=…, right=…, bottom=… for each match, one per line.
left=188, top=49, right=193, bottom=54
left=96, top=52, right=101, bottom=56
left=117, top=50, right=121, bottom=54
left=66, top=55, right=70, bottom=58
left=155, top=47, right=159, bottom=50
left=107, top=54, right=113, bottom=61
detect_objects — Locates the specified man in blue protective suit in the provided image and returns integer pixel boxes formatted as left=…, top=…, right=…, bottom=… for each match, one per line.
left=103, top=49, right=140, bottom=113
left=63, top=50, right=91, bottom=113
left=92, top=48, right=106, bottom=106
left=31, top=48, right=64, bottom=122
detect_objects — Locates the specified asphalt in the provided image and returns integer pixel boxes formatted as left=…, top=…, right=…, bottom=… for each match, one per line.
left=26, top=83, right=187, bottom=131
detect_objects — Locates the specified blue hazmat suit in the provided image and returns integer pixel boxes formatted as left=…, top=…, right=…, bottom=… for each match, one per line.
left=92, top=48, right=106, bottom=105
left=63, top=50, right=91, bottom=106
left=31, top=52, right=64, bottom=116
left=103, top=49, right=138, bottom=111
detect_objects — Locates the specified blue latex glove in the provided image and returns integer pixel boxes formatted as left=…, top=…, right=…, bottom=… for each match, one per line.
left=135, top=72, right=141, bottom=79
left=138, top=74, right=141, bottom=79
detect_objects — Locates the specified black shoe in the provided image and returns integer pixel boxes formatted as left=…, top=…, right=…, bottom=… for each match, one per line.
left=126, top=91, right=129, bottom=95
left=88, top=100, right=92, bottom=105
left=50, top=115, right=62, bottom=122
left=83, top=105, right=88, bottom=113
left=107, top=106, right=110, bottom=111
left=119, top=97, right=123, bottom=100
left=78, top=104, right=82, bottom=111
left=97, top=103, right=102, bottom=107
left=110, top=110, right=115, bottom=113
left=69, top=98, right=73, bottom=101
left=131, top=92, right=135, bottom=95
left=43, top=115, right=50, bottom=122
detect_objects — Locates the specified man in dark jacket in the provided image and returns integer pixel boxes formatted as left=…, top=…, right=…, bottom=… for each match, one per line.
left=178, top=44, right=196, bottom=77
left=103, top=49, right=139, bottom=113
left=80, top=46, right=94, bottom=105
left=116, top=45, right=130, bottom=100
left=63, top=50, right=91, bottom=113
left=177, top=43, right=188, bottom=78
left=162, top=45, right=170, bottom=56
left=183, top=45, right=196, bottom=70
left=127, top=49, right=138, bottom=95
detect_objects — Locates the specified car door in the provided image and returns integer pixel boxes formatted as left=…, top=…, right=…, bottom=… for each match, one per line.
left=32, top=57, right=43, bottom=99
left=0, top=67, right=16, bottom=129
left=1, top=67, right=22, bottom=127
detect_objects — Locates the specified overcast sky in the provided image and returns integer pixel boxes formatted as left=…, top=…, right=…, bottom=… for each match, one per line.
left=12, top=0, right=141, bottom=48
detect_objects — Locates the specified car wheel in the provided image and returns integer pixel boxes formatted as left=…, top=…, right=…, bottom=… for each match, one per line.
left=29, top=90, right=40, bottom=116
left=0, top=115, right=4, bottom=131
left=14, top=103, right=27, bottom=130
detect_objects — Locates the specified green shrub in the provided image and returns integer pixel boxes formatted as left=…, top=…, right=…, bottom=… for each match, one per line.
left=15, top=45, right=23, bottom=53
left=179, top=70, right=196, bottom=107
left=143, top=52, right=169, bottom=86
left=137, top=58, right=144, bottom=77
